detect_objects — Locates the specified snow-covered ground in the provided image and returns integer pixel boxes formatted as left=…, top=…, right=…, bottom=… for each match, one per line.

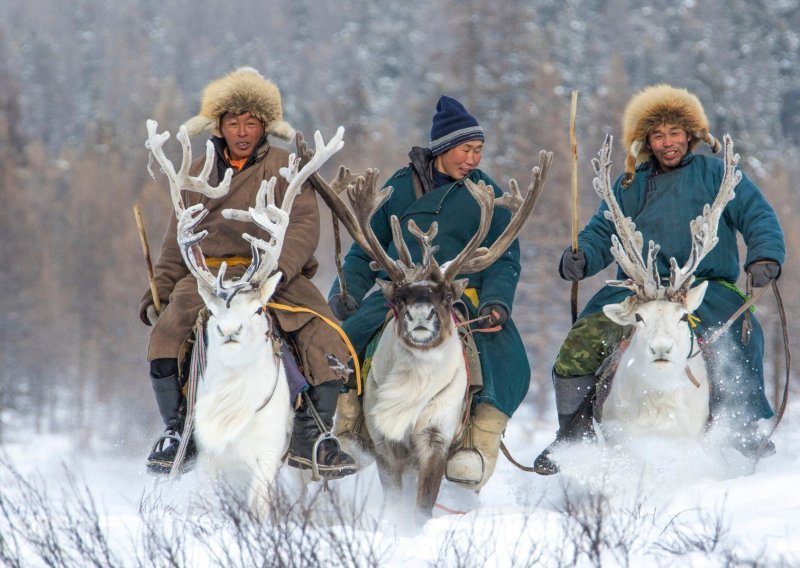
left=2, top=401, right=799, bottom=567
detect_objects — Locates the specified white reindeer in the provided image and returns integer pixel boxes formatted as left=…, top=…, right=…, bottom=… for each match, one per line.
left=591, top=134, right=741, bottom=443
left=305, top=141, right=552, bottom=519
left=145, top=121, right=344, bottom=514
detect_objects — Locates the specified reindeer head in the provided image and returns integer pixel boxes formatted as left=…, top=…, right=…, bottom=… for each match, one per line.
left=146, top=121, right=344, bottom=365
left=370, top=217, right=470, bottom=350
left=604, top=281, right=708, bottom=386
left=593, top=134, right=740, bottom=382
left=298, top=133, right=553, bottom=352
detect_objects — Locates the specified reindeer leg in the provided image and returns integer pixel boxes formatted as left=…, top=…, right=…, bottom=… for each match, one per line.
left=374, top=440, right=404, bottom=503
left=412, top=426, right=449, bottom=520
left=246, top=459, right=282, bottom=519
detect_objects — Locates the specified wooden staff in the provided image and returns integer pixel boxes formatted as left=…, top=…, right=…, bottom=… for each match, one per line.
left=133, top=204, right=162, bottom=314
left=569, top=90, right=579, bottom=323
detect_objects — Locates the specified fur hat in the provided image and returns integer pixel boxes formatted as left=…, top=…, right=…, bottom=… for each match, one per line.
left=429, top=95, right=484, bottom=156
left=181, top=66, right=294, bottom=141
left=620, top=84, right=721, bottom=187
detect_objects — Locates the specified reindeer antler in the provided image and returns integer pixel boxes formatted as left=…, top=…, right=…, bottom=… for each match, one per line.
left=222, top=128, right=346, bottom=287
left=146, top=120, right=344, bottom=301
left=307, top=143, right=551, bottom=287
left=592, top=134, right=740, bottom=302
left=592, top=135, right=662, bottom=301
left=445, top=149, right=553, bottom=278
left=146, top=120, right=233, bottom=217
left=146, top=119, right=242, bottom=301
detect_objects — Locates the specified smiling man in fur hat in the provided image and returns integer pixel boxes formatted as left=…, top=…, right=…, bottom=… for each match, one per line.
left=534, top=84, right=785, bottom=474
left=140, top=67, right=356, bottom=478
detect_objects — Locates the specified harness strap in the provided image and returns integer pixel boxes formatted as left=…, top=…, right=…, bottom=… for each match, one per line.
left=705, top=283, right=772, bottom=346
left=254, top=338, right=282, bottom=413
left=266, top=302, right=362, bottom=395
left=499, top=440, right=538, bottom=473
left=768, top=280, right=791, bottom=429
left=170, top=324, right=205, bottom=479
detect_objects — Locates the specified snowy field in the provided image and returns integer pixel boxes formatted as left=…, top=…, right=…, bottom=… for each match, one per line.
left=2, top=402, right=799, bottom=567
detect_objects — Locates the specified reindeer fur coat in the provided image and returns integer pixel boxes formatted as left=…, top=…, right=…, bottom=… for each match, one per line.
left=141, top=137, right=348, bottom=385
left=577, top=152, right=785, bottom=421
left=329, top=148, right=530, bottom=417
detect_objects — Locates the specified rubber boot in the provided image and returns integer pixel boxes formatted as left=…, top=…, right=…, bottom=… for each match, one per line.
left=446, top=403, right=509, bottom=491
left=287, top=381, right=358, bottom=479
left=146, top=359, right=195, bottom=475
left=533, top=372, right=596, bottom=476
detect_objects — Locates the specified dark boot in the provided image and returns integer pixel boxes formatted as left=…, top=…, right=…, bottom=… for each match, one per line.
left=287, top=381, right=357, bottom=479
left=533, top=372, right=597, bottom=476
left=146, top=359, right=195, bottom=475
left=730, top=422, right=776, bottom=460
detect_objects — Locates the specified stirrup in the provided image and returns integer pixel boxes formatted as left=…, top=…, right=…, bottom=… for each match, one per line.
left=146, top=431, right=181, bottom=475
left=150, top=431, right=181, bottom=455
left=445, top=447, right=485, bottom=485
left=311, top=431, right=344, bottom=481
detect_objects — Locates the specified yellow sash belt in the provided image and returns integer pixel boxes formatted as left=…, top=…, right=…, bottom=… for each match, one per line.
left=204, top=255, right=252, bottom=269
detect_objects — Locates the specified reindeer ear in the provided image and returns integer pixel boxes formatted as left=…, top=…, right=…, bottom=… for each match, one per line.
left=451, top=278, right=469, bottom=301
left=258, top=271, right=283, bottom=304
left=684, top=280, right=708, bottom=313
left=197, top=283, right=215, bottom=306
left=603, top=297, right=637, bottom=326
left=377, top=278, right=396, bottom=301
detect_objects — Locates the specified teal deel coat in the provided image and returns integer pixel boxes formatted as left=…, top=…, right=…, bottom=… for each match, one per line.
left=578, top=152, right=785, bottom=421
left=329, top=148, right=530, bottom=417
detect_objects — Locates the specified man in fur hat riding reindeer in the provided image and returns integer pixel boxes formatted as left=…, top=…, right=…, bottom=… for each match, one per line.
left=534, top=84, right=785, bottom=475
left=140, top=67, right=356, bottom=478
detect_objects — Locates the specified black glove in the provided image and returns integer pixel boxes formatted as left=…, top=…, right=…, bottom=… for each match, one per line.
left=329, top=293, right=360, bottom=321
left=559, top=248, right=586, bottom=281
left=747, top=260, right=780, bottom=288
left=475, top=304, right=509, bottom=330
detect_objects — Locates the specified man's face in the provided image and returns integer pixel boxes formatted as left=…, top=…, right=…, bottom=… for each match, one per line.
left=647, top=123, right=689, bottom=172
left=434, top=140, right=483, bottom=180
left=220, top=111, right=265, bottom=161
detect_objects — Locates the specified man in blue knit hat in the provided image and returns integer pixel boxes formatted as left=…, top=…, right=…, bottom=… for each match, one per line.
left=327, top=95, right=531, bottom=492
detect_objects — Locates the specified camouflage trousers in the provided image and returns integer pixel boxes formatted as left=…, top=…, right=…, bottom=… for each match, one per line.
left=553, top=311, right=627, bottom=377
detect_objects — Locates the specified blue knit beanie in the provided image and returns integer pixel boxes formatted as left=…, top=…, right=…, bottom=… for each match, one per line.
left=429, top=95, right=484, bottom=156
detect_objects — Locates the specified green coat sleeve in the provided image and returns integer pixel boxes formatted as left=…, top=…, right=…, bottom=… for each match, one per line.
left=724, top=167, right=785, bottom=269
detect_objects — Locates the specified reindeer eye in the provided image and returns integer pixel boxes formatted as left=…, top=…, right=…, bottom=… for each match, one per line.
left=635, top=313, right=644, bottom=323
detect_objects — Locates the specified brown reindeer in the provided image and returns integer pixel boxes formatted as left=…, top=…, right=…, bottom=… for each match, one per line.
left=302, top=136, right=552, bottom=519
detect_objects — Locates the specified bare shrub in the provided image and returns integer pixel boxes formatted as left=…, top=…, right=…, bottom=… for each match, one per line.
left=1, top=453, right=796, bottom=567
left=136, top=474, right=390, bottom=568
left=0, top=455, right=121, bottom=567
left=433, top=513, right=546, bottom=568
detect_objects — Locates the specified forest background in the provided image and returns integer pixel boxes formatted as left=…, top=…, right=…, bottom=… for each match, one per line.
left=0, top=0, right=797, bottom=454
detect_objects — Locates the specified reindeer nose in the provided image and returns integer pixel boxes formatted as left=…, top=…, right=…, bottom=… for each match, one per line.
left=649, top=340, right=673, bottom=357
left=217, top=322, right=243, bottom=338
